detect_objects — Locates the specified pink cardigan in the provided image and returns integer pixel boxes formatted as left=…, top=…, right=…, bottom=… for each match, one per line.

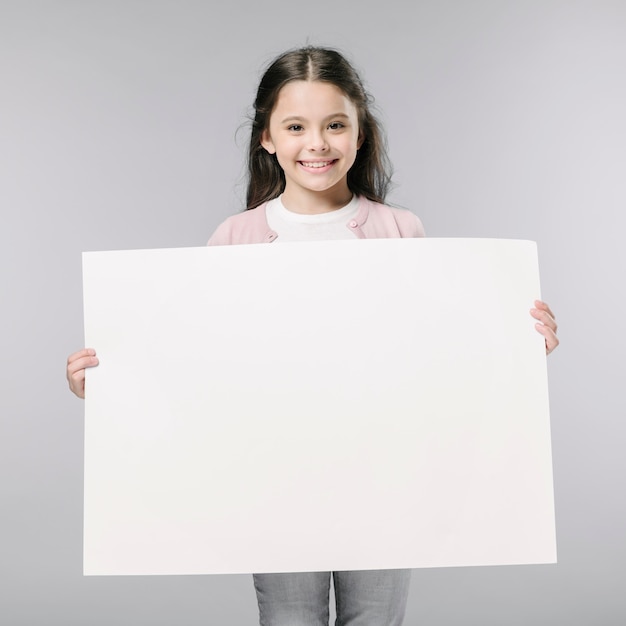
left=207, top=196, right=425, bottom=245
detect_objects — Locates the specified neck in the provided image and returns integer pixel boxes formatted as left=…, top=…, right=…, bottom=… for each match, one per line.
left=281, top=186, right=353, bottom=215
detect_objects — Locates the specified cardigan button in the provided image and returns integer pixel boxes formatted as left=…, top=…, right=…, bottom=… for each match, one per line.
left=349, top=220, right=358, bottom=228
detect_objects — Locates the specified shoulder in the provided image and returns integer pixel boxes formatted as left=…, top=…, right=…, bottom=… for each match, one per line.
left=358, top=197, right=425, bottom=238
left=207, top=203, right=276, bottom=246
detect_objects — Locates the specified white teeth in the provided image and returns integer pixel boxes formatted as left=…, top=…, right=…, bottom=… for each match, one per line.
left=300, top=161, right=332, bottom=168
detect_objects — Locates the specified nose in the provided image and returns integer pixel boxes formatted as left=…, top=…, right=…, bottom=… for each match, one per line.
left=307, top=130, right=328, bottom=152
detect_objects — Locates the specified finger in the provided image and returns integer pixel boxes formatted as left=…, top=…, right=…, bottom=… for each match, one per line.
left=530, top=308, right=558, bottom=333
left=66, top=355, right=99, bottom=378
left=66, top=353, right=99, bottom=400
left=67, top=348, right=96, bottom=365
left=534, top=300, right=556, bottom=320
left=535, top=323, right=560, bottom=355
left=68, top=368, right=86, bottom=399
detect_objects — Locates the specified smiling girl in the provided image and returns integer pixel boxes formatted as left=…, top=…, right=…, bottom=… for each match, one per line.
left=67, top=46, right=558, bottom=625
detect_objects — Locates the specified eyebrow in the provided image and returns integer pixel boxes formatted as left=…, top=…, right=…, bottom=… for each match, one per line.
left=279, top=113, right=351, bottom=124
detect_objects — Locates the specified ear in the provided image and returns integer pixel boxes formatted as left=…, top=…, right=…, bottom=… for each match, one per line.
left=260, top=129, right=276, bottom=155
left=357, top=131, right=365, bottom=150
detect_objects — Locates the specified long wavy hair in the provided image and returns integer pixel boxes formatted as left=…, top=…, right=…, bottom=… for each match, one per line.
left=246, top=46, right=393, bottom=210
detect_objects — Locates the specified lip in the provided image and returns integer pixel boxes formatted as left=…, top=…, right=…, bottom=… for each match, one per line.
left=297, top=159, right=337, bottom=173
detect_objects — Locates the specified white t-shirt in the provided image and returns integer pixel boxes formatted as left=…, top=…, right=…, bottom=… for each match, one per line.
left=265, top=195, right=360, bottom=242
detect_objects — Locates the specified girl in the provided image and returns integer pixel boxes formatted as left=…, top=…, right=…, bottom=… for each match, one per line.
left=67, top=46, right=559, bottom=626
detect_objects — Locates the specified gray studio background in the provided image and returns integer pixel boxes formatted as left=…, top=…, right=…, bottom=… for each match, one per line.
left=1, top=1, right=624, bottom=624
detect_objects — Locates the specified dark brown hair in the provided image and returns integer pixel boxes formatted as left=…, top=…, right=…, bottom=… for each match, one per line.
left=246, top=46, right=392, bottom=210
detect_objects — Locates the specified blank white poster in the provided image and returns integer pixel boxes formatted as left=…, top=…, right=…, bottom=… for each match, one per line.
left=82, top=238, right=555, bottom=575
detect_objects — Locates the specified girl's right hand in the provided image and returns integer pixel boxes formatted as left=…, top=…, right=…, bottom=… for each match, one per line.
left=66, top=348, right=99, bottom=399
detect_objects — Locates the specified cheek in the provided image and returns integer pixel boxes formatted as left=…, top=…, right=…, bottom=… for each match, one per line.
left=343, top=131, right=360, bottom=151
left=343, top=136, right=360, bottom=162
left=273, top=145, right=299, bottom=171
left=273, top=140, right=293, bottom=161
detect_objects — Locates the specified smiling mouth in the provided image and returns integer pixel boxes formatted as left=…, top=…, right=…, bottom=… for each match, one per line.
left=299, top=160, right=336, bottom=169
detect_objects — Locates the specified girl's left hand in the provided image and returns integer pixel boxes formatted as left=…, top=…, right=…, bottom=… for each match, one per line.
left=531, top=300, right=559, bottom=355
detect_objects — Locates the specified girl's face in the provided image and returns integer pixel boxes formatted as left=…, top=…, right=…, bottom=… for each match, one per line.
left=261, top=80, right=363, bottom=211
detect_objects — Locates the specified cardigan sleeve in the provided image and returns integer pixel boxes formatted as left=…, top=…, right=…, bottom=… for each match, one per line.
left=392, top=207, right=426, bottom=238
left=206, top=216, right=235, bottom=246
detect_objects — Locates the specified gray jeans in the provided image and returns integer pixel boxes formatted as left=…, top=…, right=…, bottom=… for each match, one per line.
left=253, top=569, right=411, bottom=626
